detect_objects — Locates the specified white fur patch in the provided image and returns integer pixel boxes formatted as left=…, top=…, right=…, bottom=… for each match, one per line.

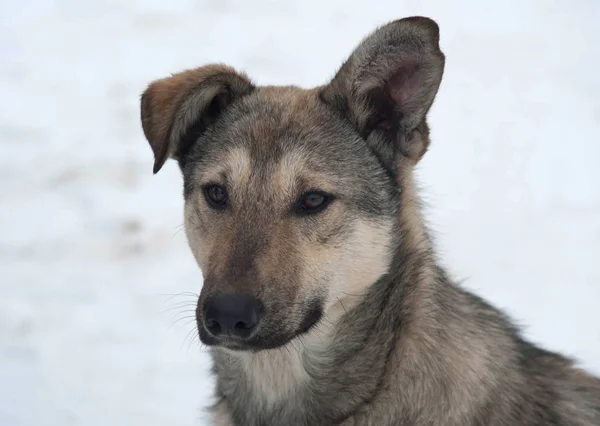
left=325, top=218, right=394, bottom=314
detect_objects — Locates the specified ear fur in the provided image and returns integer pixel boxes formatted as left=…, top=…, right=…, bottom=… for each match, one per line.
left=321, top=16, right=445, bottom=165
left=140, top=64, right=254, bottom=173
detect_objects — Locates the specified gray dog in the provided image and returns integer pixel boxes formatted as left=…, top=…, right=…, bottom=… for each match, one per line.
left=140, top=16, right=600, bottom=426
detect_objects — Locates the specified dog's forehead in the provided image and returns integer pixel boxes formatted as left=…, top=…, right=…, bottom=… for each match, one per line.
left=198, top=146, right=336, bottom=199
left=195, top=87, right=365, bottom=181
left=232, top=86, right=340, bottom=154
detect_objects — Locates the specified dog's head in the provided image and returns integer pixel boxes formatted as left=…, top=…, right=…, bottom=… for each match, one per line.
left=141, top=17, right=444, bottom=350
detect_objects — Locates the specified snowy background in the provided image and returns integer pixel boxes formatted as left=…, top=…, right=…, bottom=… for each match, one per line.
left=1, top=0, right=599, bottom=425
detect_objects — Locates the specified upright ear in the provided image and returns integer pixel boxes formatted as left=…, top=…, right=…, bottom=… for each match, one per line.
left=321, top=17, right=445, bottom=165
left=140, top=65, right=255, bottom=174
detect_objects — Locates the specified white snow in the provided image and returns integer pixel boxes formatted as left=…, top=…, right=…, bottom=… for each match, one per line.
left=1, top=1, right=599, bottom=425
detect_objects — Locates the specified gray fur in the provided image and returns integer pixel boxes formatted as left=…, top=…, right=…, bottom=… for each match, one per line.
left=140, top=16, right=600, bottom=426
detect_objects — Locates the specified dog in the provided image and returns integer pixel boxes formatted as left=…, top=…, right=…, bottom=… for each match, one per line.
left=139, top=16, right=600, bottom=426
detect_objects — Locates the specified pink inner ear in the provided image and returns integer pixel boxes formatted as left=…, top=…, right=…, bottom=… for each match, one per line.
left=388, top=61, right=422, bottom=113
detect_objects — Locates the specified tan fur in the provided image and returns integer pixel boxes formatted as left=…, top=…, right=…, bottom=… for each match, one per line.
left=273, top=151, right=337, bottom=199
left=394, top=159, right=430, bottom=252
left=184, top=147, right=253, bottom=274
left=318, top=219, right=394, bottom=313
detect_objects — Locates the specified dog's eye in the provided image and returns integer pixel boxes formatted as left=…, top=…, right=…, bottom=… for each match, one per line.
left=295, top=191, right=332, bottom=216
left=203, top=184, right=228, bottom=210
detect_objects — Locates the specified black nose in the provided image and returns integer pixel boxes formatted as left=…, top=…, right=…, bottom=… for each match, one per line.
left=203, top=294, right=261, bottom=339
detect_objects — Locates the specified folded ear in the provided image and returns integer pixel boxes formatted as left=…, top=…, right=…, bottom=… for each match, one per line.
left=140, top=65, right=255, bottom=173
left=321, top=17, right=445, bottom=165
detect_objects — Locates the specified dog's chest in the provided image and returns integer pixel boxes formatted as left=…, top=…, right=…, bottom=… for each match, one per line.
left=214, top=347, right=315, bottom=425
left=214, top=342, right=338, bottom=426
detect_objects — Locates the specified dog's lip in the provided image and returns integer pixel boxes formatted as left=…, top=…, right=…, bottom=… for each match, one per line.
left=199, top=321, right=325, bottom=352
left=200, top=332, right=288, bottom=351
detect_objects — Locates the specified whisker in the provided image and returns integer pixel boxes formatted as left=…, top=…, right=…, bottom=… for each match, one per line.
left=158, top=292, right=199, bottom=303
left=167, top=317, right=196, bottom=334
left=167, top=309, right=195, bottom=322
left=182, top=326, right=200, bottom=353
left=160, top=304, right=197, bottom=314
left=170, top=314, right=197, bottom=326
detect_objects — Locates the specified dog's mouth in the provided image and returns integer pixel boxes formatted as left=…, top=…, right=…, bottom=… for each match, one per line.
left=197, top=301, right=324, bottom=352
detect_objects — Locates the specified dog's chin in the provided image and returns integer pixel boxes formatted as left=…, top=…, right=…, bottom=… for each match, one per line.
left=198, top=305, right=323, bottom=352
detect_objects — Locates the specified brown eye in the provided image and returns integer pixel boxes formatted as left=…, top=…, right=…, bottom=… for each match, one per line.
left=296, top=191, right=333, bottom=216
left=204, top=184, right=228, bottom=210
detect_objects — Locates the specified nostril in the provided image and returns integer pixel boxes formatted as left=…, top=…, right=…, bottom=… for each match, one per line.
left=205, top=317, right=222, bottom=336
left=234, top=320, right=252, bottom=331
